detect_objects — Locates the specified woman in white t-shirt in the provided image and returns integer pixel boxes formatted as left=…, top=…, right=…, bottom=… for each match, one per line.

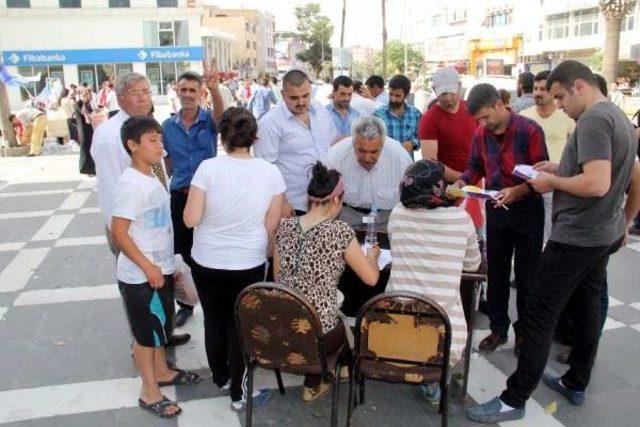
left=183, top=107, right=285, bottom=412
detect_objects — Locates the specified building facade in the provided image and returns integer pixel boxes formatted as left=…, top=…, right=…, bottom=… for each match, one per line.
left=203, top=7, right=275, bottom=78
left=401, top=0, right=639, bottom=77
left=0, top=0, right=233, bottom=109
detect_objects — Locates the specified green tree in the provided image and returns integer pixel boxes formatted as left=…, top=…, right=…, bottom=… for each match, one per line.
left=294, top=3, right=334, bottom=78
left=373, top=40, right=423, bottom=76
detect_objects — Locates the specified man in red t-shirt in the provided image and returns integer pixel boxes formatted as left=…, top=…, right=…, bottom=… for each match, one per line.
left=419, top=67, right=477, bottom=182
left=419, top=67, right=483, bottom=228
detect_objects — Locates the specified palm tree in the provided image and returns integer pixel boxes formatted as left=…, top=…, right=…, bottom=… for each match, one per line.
left=381, top=0, right=387, bottom=79
left=600, top=0, right=635, bottom=85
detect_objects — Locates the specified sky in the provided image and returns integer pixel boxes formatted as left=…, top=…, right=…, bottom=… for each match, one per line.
left=204, top=0, right=404, bottom=48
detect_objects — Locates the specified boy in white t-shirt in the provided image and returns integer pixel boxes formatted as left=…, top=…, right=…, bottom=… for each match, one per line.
left=111, top=116, right=200, bottom=419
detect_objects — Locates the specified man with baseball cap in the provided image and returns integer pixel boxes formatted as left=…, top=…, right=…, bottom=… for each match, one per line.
left=419, top=67, right=477, bottom=183
left=419, top=67, right=483, bottom=228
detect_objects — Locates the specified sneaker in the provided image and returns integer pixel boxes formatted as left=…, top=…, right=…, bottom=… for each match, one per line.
left=419, top=382, right=441, bottom=405
left=302, top=380, right=332, bottom=403
left=543, top=374, right=586, bottom=406
left=219, top=379, right=231, bottom=395
left=230, top=389, right=271, bottom=413
left=175, top=307, right=193, bottom=328
left=466, top=396, right=525, bottom=423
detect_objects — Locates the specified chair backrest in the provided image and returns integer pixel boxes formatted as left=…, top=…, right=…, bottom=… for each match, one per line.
left=354, top=291, right=452, bottom=384
left=235, top=282, right=329, bottom=375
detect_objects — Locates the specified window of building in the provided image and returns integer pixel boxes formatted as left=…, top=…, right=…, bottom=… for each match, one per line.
left=59, top=0, right=81, bottom=7
left=538, top=24, right=543, bottom=41
left=109, top=0, right=130, bottom=7
left=157, top=0, right=178, bottom=6
left=573, top=8, right=599, bottom=37
left=246, top=40, right=251, bottom=49
left=546, top=12, right=570, bottom=39
left=174, top=20, right=189, bottom=45
left=144, top=20, right=189, bottom=47
left=486, top=10, right=512, bottom=27
left=7, top=0, right=30, bottom=7
left=159, top=21, right=175, bottom=46
left=622, top=14, right=635, bottom=31
left=253, top=41, right=256, bottom=50
left=146, top=62, right=191, bottom=95
left=450, top=8, right=467, bottom=23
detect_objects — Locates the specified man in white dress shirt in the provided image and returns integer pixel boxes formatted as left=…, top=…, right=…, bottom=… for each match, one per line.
left=91, top=72, right=152, bottom=241
left=91, top=71, right=192, bottom=347
left=255, top=69, right=338, bottom=216
left=325, top=115, right=412, bottom=232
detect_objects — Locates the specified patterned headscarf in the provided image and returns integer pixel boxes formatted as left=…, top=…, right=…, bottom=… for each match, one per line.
left=399, top=160, right=454, bottom=209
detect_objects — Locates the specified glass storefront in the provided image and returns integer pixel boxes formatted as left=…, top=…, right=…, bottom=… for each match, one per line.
left=77, top=63, right=132, bottom=91
left=146, top=61, right=192, bottom=95
left=16, top=65, right=64, bottom=100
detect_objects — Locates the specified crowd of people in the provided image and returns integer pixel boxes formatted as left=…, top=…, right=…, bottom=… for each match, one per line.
left=68, top=57, right=640, bottom=423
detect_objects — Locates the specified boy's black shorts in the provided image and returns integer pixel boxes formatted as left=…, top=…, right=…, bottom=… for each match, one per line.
left=118, top=275, right=173, bottom=348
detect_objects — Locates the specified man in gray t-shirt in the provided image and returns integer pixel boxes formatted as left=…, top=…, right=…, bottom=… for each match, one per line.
left=467, top=60, right=640, bottom=424
left=551, top=100, right=637, bottom=246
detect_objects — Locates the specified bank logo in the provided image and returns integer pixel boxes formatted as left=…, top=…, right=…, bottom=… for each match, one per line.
left=9, top=53, right=19, bottom=64
left=137, top=50, right=148, bottom=60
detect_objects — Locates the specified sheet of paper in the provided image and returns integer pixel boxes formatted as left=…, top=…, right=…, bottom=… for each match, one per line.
left=361, top=244, right=392, bottom=270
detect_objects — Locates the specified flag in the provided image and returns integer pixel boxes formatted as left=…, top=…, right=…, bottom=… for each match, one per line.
left=0, top=63, right=41, bottom=87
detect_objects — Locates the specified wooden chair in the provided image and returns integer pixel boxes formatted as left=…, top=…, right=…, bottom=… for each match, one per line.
left=348, top=291, right=453, bottom=427
left=235, top=282, right=352, bottom=427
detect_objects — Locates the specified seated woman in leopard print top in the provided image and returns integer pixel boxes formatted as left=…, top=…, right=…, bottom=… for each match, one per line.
left=274, top=161, right=380, bottom=403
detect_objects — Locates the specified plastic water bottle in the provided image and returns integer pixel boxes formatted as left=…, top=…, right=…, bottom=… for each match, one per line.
left=364, top=207, right=378, bottom=247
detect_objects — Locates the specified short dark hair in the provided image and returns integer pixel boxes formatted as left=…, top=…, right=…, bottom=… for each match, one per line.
left=177, top=71, right=203, bottom=86
left=271, top=76, right=278, bottom=85
left=353, top=80, right=363, bottom=92
left=332, top=75, right=353, bottom=91
left=546, top=60, right=597, bottom=93
left=498, top=88, right=511, bottom=105
left=534, top=70, right=550, bottom=82
left=518, top=72, right=534, bottom=93
left=8, top=113, right=16, bottom=122
left=120, top=116, right=162, bottom=156
left=594, top=74, right=608, bottom=97
left=388, top=74, right=411, bottom=95
left=308, top=161, right=341, bottom=204
left=219, top=107, right=258, bottom=151
left=467, top=83, right=501, bottom=115
left=365, top=75, right=384, bottom=90
left=282, top=69, right=311, bottom=89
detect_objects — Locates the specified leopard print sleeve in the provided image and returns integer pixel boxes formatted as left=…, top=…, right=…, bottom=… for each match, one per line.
left=335, top=220, right=356, bottom=252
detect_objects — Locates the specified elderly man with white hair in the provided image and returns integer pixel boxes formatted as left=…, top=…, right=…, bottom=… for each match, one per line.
left=91, top=71, right=192, bottom=347
left=324, top=115, right=413, bottom=232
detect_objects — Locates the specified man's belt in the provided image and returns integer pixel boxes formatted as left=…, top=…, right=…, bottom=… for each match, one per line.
left=345, top=204, right=371, bottom=215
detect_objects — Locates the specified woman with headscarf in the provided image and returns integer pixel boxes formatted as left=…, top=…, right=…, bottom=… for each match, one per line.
left=387, top=159, right=481, bottom=403
left=274, top=161, right=380, bottom=403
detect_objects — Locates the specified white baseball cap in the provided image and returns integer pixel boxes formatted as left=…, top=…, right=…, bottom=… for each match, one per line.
left=432, top=67, right=460, bottom=96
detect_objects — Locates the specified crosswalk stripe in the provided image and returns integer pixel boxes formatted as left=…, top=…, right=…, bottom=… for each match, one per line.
left=55, top=236, right=107, bottom=247
left=31, top=214, right=74, bottom=241
left=0, top=189, right=73, bottom=198
left=0, top=248, right=50, bottom=293
left=13, top=284, right=119, bottom=306
left=0, top=378, right=176, bottom=424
